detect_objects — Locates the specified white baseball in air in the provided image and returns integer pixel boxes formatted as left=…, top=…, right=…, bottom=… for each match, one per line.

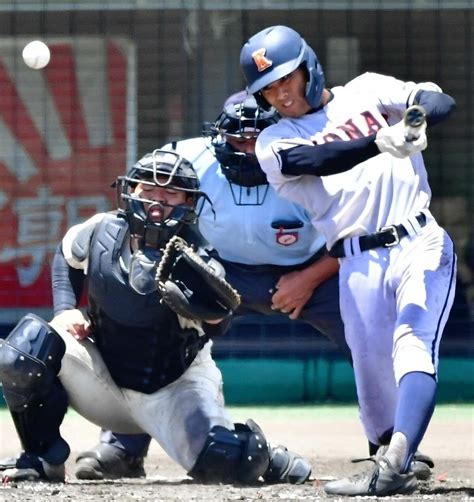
left=22, top=40, right=51, bottom=69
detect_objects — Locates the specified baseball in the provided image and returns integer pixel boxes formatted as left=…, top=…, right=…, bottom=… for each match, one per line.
left=22, top=40, right=51, bottom=70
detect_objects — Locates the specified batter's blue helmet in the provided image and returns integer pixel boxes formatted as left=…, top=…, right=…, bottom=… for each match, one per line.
left=240, top=25, right=325, bottom=110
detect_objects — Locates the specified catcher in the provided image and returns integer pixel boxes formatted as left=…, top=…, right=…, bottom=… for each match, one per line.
left=0, top=150, right=310, bottom=485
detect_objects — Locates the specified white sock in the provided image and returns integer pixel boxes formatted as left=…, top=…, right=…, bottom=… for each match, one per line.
left=384, top=432, right=408, bottom=472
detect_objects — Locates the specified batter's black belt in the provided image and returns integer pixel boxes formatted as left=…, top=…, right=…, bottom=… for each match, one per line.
left=329, top=213, right=427, bottom=258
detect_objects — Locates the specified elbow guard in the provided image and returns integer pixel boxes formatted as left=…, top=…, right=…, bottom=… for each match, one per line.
left=411, top=89, right=456, bottom=127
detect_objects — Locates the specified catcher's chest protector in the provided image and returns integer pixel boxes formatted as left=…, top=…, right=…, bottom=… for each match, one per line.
left=86, top=214, right=207, bottom=394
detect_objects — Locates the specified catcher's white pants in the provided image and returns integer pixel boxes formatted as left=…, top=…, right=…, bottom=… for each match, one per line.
left=52, top=330, right=233, bottom=471
left=338, top=217, right=456, bottom=445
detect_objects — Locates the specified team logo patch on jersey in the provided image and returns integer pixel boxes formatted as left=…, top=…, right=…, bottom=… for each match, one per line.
left=252, top=48, right=272, bottom=72
left=275, top=227, right=299, bottom=246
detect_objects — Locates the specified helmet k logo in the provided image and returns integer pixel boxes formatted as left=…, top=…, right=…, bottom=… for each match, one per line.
left=251, top=48, right=272, bottom=72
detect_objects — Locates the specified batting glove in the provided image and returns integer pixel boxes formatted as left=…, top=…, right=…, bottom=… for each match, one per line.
left=375, top=120, right=427, bottom=159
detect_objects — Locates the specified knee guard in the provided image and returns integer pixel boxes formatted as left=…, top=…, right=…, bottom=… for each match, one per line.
left=0, top=314, right=69, bottom=461
left=0, top=313, right=65, bottom=409
left=189, top=419, right=270, bottom=484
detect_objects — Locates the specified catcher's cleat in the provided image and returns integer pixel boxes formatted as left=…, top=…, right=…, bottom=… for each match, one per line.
left=1, top=452, right=65, bottom=482
left=263, top=445, right=312, bottom=485
left=352, top=447, right=434, bottom=480
left=0, top=456, right=17, bottom=470
left=75, top=443, right=146, bottom=480
left=324, top=455, right=417, bottom=496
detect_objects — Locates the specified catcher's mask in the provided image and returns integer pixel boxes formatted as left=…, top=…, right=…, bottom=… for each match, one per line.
left=202, top=93, right=279, bottom=205
left=117, top=149, right=203, bottom=250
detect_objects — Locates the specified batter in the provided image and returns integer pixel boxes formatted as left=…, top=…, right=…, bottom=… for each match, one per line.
left=240, top=24, right=457, bottom=496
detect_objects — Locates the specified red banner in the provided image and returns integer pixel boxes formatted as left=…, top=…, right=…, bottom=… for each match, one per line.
left=0, top=38, right=135, bottom=321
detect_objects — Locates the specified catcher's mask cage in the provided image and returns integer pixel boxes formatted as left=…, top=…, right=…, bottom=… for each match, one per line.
left=202, top=94, right=279, bottom=205
left=117, top=149, right=204, bottom=249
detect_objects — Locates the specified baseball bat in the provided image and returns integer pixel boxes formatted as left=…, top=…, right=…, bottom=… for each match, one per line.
left=404, top=105, right=427, bottom=142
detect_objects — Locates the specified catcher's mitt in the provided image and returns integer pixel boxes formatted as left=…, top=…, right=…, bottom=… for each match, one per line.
left=156, top=236, right=241, bottom=321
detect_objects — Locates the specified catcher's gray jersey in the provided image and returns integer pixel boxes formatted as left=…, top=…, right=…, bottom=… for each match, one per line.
left=61, top=211, right=209, bottom=394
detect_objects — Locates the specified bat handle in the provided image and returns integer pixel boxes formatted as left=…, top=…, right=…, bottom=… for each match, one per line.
left=404, top=105, right=426, bottom=142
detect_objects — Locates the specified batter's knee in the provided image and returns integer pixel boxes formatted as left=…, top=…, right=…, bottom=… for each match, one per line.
left=188, top=419, right=270, bottom=484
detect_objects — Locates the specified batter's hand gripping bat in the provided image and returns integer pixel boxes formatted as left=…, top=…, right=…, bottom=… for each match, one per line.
left=404, top=105, right=427, bottom=142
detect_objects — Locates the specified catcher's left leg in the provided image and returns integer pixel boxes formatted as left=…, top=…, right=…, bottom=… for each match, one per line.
left=0, top=314, right=70, bottom=481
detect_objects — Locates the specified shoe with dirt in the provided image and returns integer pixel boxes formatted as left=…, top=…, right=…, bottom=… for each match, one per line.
left=352, top=446, right=434, bottom=480
left=0, top=452, right=65, bottom=482
left=0, top=456, right=17, bottom=470
left=411, top=451, right=434, bottom=481
left=75, top=443, right=146, bottom=480
left=324, top=455, right=417, bottom=496
left=263, top=445, right=312, bottom=484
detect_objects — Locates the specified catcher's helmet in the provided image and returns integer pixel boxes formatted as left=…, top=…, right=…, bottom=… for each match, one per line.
left=203, top=93, right=279, bottom=204
left=117, top=149, right=201, bottom=248
left=240, top=25, right=325, bottom=110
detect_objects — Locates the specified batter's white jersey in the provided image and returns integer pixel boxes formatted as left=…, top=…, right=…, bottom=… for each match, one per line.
left=256, top=72, right=437, bottom=248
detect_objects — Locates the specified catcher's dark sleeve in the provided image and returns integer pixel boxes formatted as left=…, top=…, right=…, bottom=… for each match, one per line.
left=51, top=244, right=86, bottom=316
left=202, top=313, right=233, bottom=338
left=413, top=90, right=456, bottom=127
left=279, top=135, right=379, bottom=177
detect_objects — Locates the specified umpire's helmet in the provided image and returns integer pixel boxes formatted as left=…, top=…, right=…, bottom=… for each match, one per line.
left=240, top=25, right=325, bottom=110
left=117, top=149, right=201, bottom=248
left=203, top=93, right=278, bottom=204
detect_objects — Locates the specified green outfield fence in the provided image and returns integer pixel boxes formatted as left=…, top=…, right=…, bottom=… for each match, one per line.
left=216, top=313, right=474, bottom=404
left=0, top=350, right=473, bottom=406
left=0, top=1, right=472, bottom=404
left=216, top=357, right=474, bottom=404
left=1, top=314, right=473, bottom=405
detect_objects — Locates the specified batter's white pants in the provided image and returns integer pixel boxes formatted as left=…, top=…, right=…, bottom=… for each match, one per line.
left=338, top=217, right=456, bottom=445
left=51, top=329, right=233, bottom=472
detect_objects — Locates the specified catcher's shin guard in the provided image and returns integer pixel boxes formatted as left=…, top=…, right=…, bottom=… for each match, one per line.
left=0, top=314, right=69, bottom=462
left=189, top=419, right=270, bottom=484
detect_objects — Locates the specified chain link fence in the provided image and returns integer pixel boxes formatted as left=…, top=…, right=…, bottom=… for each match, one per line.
left=0, top=1, right=472, bottom=347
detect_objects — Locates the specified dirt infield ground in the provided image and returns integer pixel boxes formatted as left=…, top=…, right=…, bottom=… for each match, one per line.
left=0, top=405, right=472, bottom=501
